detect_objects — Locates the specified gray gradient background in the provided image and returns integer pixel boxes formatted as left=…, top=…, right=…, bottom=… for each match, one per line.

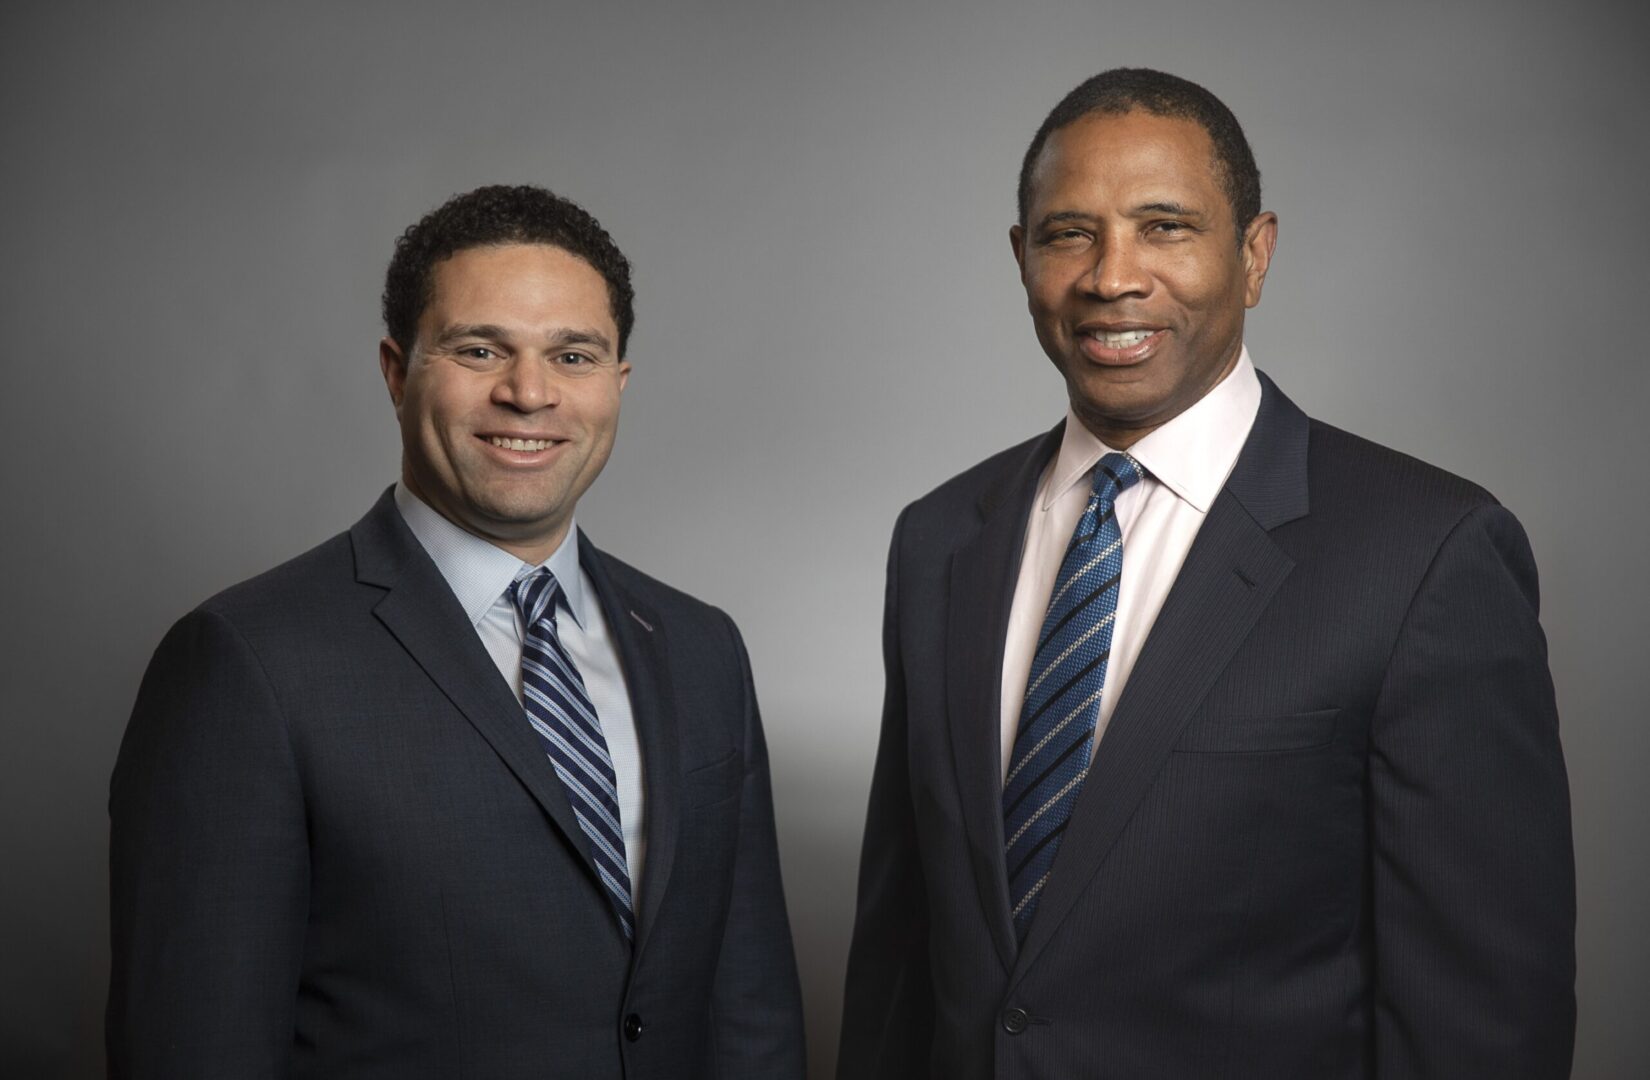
left=3, top=0, right=1646, bottom=1076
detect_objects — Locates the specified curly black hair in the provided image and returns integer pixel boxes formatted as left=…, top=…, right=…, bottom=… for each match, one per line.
left=1017, top=69, right=1262, bottom=245
left=382, top=184, right=635, bottom=357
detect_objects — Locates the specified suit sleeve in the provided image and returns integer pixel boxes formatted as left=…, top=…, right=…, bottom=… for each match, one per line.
left=836, top=506, right=936, bottom=1079
left=108, top=607, right=309, bottom=1079
left=1369, top=503, right=1576, bottom=1078
left=708, top=610, right=807, bottom=1078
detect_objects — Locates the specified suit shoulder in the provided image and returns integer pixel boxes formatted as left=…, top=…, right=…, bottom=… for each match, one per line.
left=590, top=549, right=754, bottom=685
left=900, top=430, right=1051, bottom=527
left=591, top=548, right=731, bottom=629
left=1307, top=418, right=1502, bottom=527
left=136, top=529, right=367, bottom=715
left=190, top=529, right=363, bottom=631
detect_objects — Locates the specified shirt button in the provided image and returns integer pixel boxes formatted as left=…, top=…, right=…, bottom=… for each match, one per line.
left=624, top=1013, right=645, bottom=1042
left=1001, top=1007, right=1028, bottom=1035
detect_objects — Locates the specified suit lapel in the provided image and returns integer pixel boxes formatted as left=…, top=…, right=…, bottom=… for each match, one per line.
left=1010, top=376, right=1312, bottom=982
left=580, top=536, right=681, bottom=961
left=350, top=491, right=601, bottom=880
left=946, top=426, right=1064, bottom=972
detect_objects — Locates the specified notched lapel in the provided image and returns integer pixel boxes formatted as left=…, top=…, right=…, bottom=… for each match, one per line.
left=946, top=426, right=1062, bottom=972
left=1010, top=375, right=1312, bottom=982
left=350, top=493, right=602, bottom=883
left=580, top=536, right=682, bottom=963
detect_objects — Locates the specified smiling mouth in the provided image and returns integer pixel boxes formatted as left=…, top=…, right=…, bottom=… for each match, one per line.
left=485, top=436, right=558, bottom=451
left=1088, top=329, right=1157, bottom=348
left=1080, top=327, right=1166, bottom=365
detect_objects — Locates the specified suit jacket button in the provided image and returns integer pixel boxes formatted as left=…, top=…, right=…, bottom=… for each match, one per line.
left=624, top=1013, right=645, bottom=1042
left=1001, top=1007, right=1028, bottom=1035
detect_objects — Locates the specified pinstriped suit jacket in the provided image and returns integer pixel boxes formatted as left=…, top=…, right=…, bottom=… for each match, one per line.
left=838, top=374, right=1575, bottom=1079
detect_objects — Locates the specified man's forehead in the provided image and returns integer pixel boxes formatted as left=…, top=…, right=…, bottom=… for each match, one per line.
left=1030, top=110, right=1226, bottom=206
left=1046, top=109, right=1215, bottom=166
left=415, top=244, right=618, bottom=347
left=424, top=245, right=610, bottom=307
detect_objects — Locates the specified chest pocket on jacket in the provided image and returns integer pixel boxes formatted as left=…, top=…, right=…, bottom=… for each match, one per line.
left=1172, top=707, right=1340, bottom=754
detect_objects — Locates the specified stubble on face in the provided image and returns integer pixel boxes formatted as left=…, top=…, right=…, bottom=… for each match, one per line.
left=1011, top=110, right=1276, bottom=448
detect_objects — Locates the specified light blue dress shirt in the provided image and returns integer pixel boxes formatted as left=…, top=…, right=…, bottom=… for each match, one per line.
left=394, top=483, right=647, bottom=887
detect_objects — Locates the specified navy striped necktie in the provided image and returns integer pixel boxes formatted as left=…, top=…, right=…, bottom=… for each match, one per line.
left=510, top=568, right=635, bottom=942
left=1004, top=451, right=1144, bottom=940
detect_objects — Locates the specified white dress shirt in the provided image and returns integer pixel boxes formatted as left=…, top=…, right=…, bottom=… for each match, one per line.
left=999, top=348, right=1262, bottom=780
left=395, top=483, right=647, bottom=887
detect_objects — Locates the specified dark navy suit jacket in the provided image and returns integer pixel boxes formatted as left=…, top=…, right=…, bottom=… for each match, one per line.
left=839, top=375, right=1575, bottom=1079
left=109, top=489, right=805, bottom=1079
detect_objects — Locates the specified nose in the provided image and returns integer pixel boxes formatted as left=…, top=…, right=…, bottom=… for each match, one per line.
left=1085, top=232, right=1150, bottom=301
left=492, top=354, right=561, bottom=412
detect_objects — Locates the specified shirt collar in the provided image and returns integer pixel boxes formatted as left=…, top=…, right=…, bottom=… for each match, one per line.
left=393, top=482, right=588, bottom=629
left=1043, top=346, right=1262, bottom=514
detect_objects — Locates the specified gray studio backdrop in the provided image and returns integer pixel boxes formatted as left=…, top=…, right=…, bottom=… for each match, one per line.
left=3, top=0, right=1646, bottom=1076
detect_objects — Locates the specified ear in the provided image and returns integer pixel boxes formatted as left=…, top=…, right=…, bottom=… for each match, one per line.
left=617, top=359, right=631, bottom=395
left=1009, top=223, right=1028, bottom=281
left=379, top=337, right=410, bottom=412
left=1241, top=211, right=1279, bottom=308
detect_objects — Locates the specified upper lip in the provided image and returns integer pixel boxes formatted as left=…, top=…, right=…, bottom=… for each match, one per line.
left=477, top=432, right=566, bottom=441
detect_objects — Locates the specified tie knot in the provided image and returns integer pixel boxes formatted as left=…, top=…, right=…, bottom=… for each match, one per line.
left=1090, top=452, right=1145, bottom=503
left=509, top=568, right=564, bottom=629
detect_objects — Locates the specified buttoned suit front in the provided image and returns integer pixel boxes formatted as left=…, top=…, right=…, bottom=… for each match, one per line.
left=109, top=489, right=805, bottom=1079
left=838, top=374, right=1574, bottom=1079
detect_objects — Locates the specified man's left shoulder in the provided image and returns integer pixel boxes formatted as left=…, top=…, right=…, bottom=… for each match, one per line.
left=1304, top=416, right=1509, bottom=535
left=584, top=541, right=741, bottom=644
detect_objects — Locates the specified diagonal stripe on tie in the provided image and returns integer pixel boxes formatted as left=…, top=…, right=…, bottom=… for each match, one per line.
left=1004, top=451, right=1143, bottom=941
left=1014, top=649, right=1113, bottom=737
left=521, top=675, right=613, bottom=763
left=510, top=568, right=635, bottom=942
left=1037, top=573, right=1122, bottom=654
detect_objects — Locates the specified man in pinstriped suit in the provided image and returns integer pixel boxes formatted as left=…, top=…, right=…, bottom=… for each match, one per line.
left=839, top=69, right=1575, bottom=1079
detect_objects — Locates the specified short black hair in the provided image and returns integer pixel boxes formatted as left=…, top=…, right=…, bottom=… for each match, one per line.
left=382, top=184, right=635, bottom=357
left=1017, top=68, right=1261, bottom=243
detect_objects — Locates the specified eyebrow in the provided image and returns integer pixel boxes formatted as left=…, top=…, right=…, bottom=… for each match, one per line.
left=1037, top=210, right=1094, bottom=229
left=1036, top=201, right=1208, bottom=230
left=432, top=324, right=614, bottom=353
left=1131, top=200, right=1205, bottom=218
left=544, top=328, right=614, bottom=353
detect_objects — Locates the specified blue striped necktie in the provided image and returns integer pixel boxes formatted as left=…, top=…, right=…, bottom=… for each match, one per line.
left=1004, top=451, right=1144, bottom=940
left=510, top=568, right=635, bottom=941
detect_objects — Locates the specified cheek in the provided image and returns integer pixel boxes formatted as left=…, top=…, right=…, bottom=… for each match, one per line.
left=581, top=382, right=626, bottom=426
left=1027, top=269, right=1068, bottom=310
left=1025, top=283, right=1071, bottom=338
left=1176, top=256, right=1245, bottom=311
left=415, top=379, right=482, bottom=431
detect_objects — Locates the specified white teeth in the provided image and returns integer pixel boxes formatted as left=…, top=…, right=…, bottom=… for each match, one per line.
left=490, top=437, right=552, bottom=451
left=1090, top=329, right=1155, bottom=347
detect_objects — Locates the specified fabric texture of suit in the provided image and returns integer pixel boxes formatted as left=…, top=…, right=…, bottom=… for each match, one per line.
left=109, top=488, right=805, bottom=1079
left=838, top=373, right=1575, bottom=1079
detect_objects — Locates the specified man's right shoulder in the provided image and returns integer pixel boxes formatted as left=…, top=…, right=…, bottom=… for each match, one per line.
left=184, top=526, right=370, bottom=641
left=896, top=428, right=1054, bottom=536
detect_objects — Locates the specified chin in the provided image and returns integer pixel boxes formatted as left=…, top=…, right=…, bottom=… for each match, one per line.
left=486, top=501, right=568, bottom=531
left=1071, top=379, right=1162, bottom=414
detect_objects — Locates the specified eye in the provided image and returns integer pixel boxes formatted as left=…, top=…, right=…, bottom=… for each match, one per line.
left=1149, top=220, right=1193, bottom=236
left=552, top=351, right=603, bottom=376
left=457, top=345, right=501, bottom=361
left=1042, top=227, right=1093, bottom=248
